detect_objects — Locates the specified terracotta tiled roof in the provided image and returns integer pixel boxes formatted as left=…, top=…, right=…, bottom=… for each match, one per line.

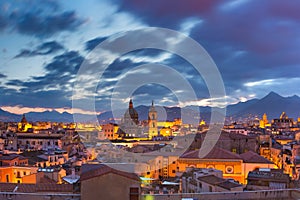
left=80, top=164, right=140, bottom=182
left=180, top=147, right=241, bottom=160
left=240, top=151, right=273, bottom=164
left=0, top=183, right=17, bottom=192
left=0, top=183, right=73, bottom=193
left=0, top=154, right=27, bottom=161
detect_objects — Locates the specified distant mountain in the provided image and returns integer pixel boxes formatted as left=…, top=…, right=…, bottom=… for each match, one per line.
left=231, top=92, right=300, bottom=119
left=25, top=110, right=73, bottom=122
left=1, top=91, right=299, bottom=123
left=0, top=108, right=20, bottom=122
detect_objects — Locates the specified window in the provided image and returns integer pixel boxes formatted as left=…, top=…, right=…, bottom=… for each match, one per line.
left=209, top=186, right=212, bottom=192
left=129, top=187, right=139, bottom=200
left=172, top=170, right=176, bottom=173
left=232, top=148, right=237, bottom=153
left=225, top=166, right=234, bottom=174
left=6, top=174, right=9, bottom=182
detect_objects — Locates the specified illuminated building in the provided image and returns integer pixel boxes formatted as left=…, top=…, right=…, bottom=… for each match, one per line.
left=0, top=166, right=37, bottom=183
left=272, top=112, right=294, bottom=130
left=100, top=123, right=119, bottom=140
left=148, top=101, right=158, bottom=139
left=259, top=113, right=271, bottom=128
left=17, top=114, right=32, bottom=132
left=159, top=127, right=172, bottom=137
left=178, top=147, right=275, bottom=184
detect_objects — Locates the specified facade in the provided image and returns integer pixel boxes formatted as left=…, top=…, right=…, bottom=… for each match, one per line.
left=178, top=147, right=275, bottom=184
left=100, top=123, right=119, bottom=140
left=0, top=166, right=37, bottom=183
left=80, top=164, right=141, bottom=200
left=16, top=133, right=63, bottom=151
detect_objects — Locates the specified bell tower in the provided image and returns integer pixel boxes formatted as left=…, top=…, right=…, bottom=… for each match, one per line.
left=148, top=100, right=158, bottom=139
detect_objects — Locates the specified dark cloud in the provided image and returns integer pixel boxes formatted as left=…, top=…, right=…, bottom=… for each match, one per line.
left=117, top=0, right=224, bottom=28
left=116, top=0, right=300, bottom=96
left=0, top=73, right=7, bottom=79
left=12, top=11, right=86, bottom=37
left=14, top=41, right=64, bottom=58
left=45, top=51, right=83, bottom=74
left=2, top=51, right=84, bottom=108
left=85, top=37, right=108, bottom=51
left=0, top=1, right=86, bottom=37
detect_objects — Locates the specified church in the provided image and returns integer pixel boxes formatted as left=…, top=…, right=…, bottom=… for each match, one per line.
left=118, top=99, right=142, bottom=138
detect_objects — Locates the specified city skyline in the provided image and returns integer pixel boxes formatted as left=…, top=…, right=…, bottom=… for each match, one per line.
left=1, top=0, right=300, bottom=115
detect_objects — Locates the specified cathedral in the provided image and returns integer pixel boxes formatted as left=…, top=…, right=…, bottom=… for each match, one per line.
left=118, top=99, right=142, bottom=137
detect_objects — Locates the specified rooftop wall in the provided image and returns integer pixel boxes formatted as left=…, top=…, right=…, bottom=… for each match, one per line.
left=142, top=189, right=300, bottom=200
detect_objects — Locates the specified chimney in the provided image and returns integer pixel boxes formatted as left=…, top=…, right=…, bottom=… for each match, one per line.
left=71, top=168, right=75, bottom=179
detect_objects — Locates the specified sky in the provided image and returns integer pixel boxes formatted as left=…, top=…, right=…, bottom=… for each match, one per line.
left=0, top=0, right=300, bottom=115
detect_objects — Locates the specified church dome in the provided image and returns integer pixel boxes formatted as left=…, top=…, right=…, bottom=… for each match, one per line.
left=124, top=99, right=139, bottom=124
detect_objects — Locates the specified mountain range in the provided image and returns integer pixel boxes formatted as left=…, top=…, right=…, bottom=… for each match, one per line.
left=0, top=92, right=299, bottom=123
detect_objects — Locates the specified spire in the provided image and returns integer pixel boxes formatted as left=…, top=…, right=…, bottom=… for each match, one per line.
left=129, top=98, right=133, bottom=109
left=21, top=114, right=27, bottom=123
left=152, top=100, right=154, bottom=107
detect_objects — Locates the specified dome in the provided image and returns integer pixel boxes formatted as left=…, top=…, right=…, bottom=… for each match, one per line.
left=124, top=99, right=139, bottom=124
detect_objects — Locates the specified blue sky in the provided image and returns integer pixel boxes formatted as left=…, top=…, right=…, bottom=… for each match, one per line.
left=0, top=0, right=299, bottom=114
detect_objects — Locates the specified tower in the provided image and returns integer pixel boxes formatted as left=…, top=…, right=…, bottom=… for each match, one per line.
left=148, top=100, right=158, bottom=138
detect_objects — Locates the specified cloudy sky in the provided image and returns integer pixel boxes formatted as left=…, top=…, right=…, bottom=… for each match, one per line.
left=0, top=0, right=299, bottom=114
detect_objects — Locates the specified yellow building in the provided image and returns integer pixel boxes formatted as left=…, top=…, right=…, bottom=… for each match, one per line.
left=0, top=166, right=37, bottom=183
left=178, top=147, right=275, bottom=184
left=259, top=113, right=271, bottom=128
left=18, top=114, right=32, bottom=132
left=159, top=127, right=172, bottom=137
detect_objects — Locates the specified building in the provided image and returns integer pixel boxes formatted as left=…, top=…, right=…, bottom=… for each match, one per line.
left=272, top=112, right=294, bottom=131
left=181, top=168, right=243, bottom=193
left=0, top=153, right=28, bottom=166
left=178, top=147, right=275, bottom=184
left=80, top=164, right=141, bottom=200
left=247, top=168, right=290, bottom=190
left=18, top=114, right=32, bottom=132
left=148, top=101, right=158, bottom=139
left=100, top=123, right=119, bottom=140
left=0, top=166, right=37, bottom=183
left=119, top=99, right=142, bottom=137
left=16, top=132, right=63, bottom=151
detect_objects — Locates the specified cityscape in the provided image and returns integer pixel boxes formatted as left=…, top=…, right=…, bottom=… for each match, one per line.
left=1, top=0, right=300, bottom=200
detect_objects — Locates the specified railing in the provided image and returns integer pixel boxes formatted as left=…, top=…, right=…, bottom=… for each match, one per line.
left=141, top=189, right=300, bottom=200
